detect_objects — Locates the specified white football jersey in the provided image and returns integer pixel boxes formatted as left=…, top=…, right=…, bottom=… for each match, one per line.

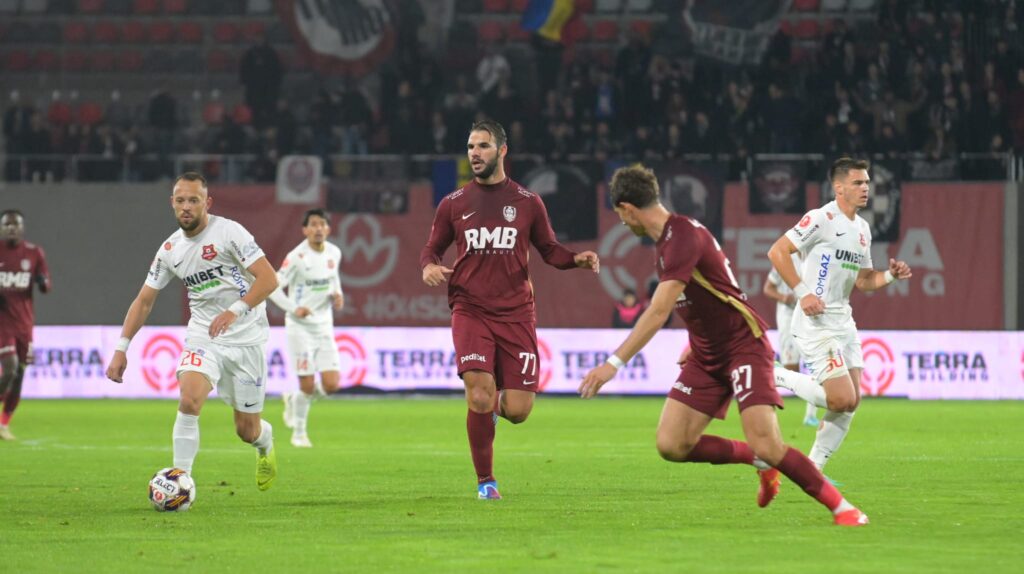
left=784, top=200, right=874, bottom=334
left=268, top=240, right=342, bottom=331
left=145, top=215, right=269, bottom=346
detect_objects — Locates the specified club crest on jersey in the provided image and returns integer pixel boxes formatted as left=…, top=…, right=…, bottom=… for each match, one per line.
left=859, top=233, right=867, bottom=247
left=503, top=206, right=517, bottom=223
left=799, top=215, right=811, bottom=227
left=328, top=260, right=335, bottom=269
left=20, top=259, right=31, bottom=271
left=201, top=244, right=218, bottom=261
left=164, top=241, right=173, bottom=251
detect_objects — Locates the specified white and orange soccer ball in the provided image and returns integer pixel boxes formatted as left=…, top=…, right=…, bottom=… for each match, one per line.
left=148, top=468, right=196, bottom=512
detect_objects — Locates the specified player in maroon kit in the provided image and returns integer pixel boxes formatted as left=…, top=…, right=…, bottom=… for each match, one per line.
left=578, top=166, right=868, bottom=526
left=0, top=210, right=51, bottom=441
left=420, top=119, right=600, bottom=499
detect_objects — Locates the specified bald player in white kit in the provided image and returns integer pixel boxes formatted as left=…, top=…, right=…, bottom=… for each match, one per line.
left=768, top=157, right=912, bottom=476
left=106, top=172, right=280, bottom=491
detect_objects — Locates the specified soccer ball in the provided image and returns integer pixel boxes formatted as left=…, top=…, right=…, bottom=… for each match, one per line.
left=148, top=467, right=196, bottom=512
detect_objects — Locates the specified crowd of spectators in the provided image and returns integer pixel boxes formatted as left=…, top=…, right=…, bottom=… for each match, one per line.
left=3, top=0, right=1023, bottom=182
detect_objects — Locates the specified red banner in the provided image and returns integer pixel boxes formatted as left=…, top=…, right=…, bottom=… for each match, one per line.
left=211, top=182, right=1003, bottom=329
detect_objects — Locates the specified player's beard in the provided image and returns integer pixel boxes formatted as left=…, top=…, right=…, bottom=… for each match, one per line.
left=474, top=156, right=499, bottom=180
left=177, top=214, right=200, bottom=233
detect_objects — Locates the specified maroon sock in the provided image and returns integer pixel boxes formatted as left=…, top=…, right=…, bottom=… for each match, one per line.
left=1, top=369, right=24, bottom=425
left=467, top=410, right=495, bottom=483
left=683, top=435, right=755, bottom=465
left=775, top=447, right=843, bottom=511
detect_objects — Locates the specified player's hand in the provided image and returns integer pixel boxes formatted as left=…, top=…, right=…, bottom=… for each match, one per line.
left=677, top=347, right=691, bottom=367
left=422, top=263, right=454, bottom=287
left=574, top=251, right=600, bottom=273
left=799, top=294, right=826, bottom=317
left=294, top=306, right=312, bottom=318
left=784, top=294, right=797, bottom=307
left=331, top=293, right=345, bottom=310
left=579, top=363, right=617, bottom=399
left=106, top=351, right=128, bottom=384
left=889, top=258, right=912, bottom=280
left=25, top=341, right=34, bottom=365
left=209, top=310, right=238, bottom=338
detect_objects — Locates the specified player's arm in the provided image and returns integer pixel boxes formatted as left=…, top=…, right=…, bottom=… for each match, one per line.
left=420, top=197, right=456, bottom=286
left=209, top=256, right=278, bottom=338
left=762, top=273, right=794, bottom=305
left=35, top=246, right=51, bottom=293
left=529, top=194, right=599, bottom=272
left=267, top=256, right=311, bottom=317
left=855, top=258, right=912, bottom=291
left=579, top=279, right=684, bottom=398
left=105, top=284, right=160, bottom=383
left=769, top=222, right=825, bottom=316
left=329, top=252, right=344, bottom=310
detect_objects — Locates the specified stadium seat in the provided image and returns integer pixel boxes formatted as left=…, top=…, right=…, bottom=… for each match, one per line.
left=202, top=100, right=225, bottom=124
left=213, top=22, right=239, bottom=44
left=34, top=50, right=60, bottom=71
left=174, top=49, right=201, bottom=73
left=509, top=0, right=528, bottom=12
left=575, top=0, right=594, bottom=12
left=63, top=51, right=88, bottom=72
left=162, top=0, right=186, bottom=13
left=178, top=21, right=203, bottom=44
left=143, top=48, right=174, bottom=72
left=77, top=0, right=105, bottom=12
left=591, top=20, right=619, bottom=42
left=849, top=0, right=876, bottom=9
left=595, top=0, right=621, bottom=12
left=240, top=20, right=266, bottom=43
left=206, top=49, right=233, bottom=72
left=121, top=21, right=146, bottom=43
left=91, top=51, right=116, bottom=72
left=792, top=19, right=819, bottom=39
left=563, top=18, right=589, bottom=42
left=63, top=22, right=91, bottom=43
left=4, top=51, right=31, bottom=72
left=246, top=0, right=272, bottom=14
left=48, top=100, right=73, bottom=125
left=477, top=21, right=504, bottom=43
left=629, top=19, right=652, bottom=39
left=116, top=49, right=143, bottom=71
left=93, top=21, right=120, bottom=42
left=792, top=0, right=820, bottom=11
left=504, top=21, right=530, bottom=42
left=482, top=0, right=507, bottom=12
left=22, top=0, right=48, bottom=13
left=148, top=22, right=175, bottom=43
left=821, top=0, right=846, bottom=10
left=77, top=102, right=104, bottom=125
left=626, top=0, right=652, bottom=11
left=132, top=0, right=158, bottom=14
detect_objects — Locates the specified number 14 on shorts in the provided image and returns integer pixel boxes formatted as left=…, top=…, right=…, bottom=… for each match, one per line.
left=732, top=365, right=753, bottom=402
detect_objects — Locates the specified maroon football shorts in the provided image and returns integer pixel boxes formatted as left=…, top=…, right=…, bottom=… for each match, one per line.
left=0, top=331, right=32, bottom=364
left=667, top=338, right=783, bottom=419
left=451, top=310, right=540, bottom=393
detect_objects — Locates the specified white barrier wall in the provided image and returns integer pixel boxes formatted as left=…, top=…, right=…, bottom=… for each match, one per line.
left=22, top=327, right=1024, bottom=400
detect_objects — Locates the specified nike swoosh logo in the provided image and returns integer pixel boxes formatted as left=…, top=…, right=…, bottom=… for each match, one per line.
left=737, top=391, right=753, bottom=402
left=523, top=381, right=536, bottom=386
left=836, top=232, right=846, bottom=236
left=461, top=212, right=476, bottom=220
left=243, top=402, right=258, bottom=408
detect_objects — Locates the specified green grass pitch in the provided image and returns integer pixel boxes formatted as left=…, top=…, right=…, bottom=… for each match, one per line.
left=1, top=397, right=1021, bottom=573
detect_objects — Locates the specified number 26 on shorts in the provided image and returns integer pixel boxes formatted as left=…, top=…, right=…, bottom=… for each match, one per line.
left=179, top=352, right=203, bottom=367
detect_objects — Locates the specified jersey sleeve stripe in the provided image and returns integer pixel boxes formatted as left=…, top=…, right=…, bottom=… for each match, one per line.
left=690, top=270, right=764, bottom=339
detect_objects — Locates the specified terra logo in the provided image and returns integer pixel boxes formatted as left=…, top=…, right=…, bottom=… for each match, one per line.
left=140, top=333, right=183, bottom=392
left=860, top=337, right=895, bottom=396
left=335, top=333, right=367, bottom=387
left=537, top=337, right=553, bottom=391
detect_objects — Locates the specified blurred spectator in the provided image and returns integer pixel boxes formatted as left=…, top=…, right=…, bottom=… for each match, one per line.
left=239, top=37, right=283, bottom=128
left=476, top=45, right=510, bottom=95
left=761, top=83, right=802, bottom=152
left=876, top=123, right=906, bottom=158
left=339, top=80, right=372, bottom=155
left=147, top=88, right=178, bottom=178
left=616, top=30, right=653, bottom=128
left=443, top=74, right=478, bottom=134
left=3, top=91, right=35, bottom=181
left=612, top=289, right=643, bottom=328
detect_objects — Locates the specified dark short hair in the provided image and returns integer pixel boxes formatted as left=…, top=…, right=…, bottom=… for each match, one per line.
left=175, top=171, right=208, bottom=188
left=828, top=157, right=870, bottom=182
left=470, top=118, right=507, bottom=148
left=609, top=164, right=660, bottom=208
left=1, top=209, right=24, bottom=221
left=302, top=208, right=329, bottom=226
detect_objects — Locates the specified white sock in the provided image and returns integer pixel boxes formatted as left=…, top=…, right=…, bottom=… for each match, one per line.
left=172, top=411, right=200, bottom=474
left=774, top=367, right=828, bottom=408
left=809, top=410, right=855, bottom=469
left=313, top=379, right=327, bottom=397
left=832, top=498, right=856, bottom=514
left=752, top=456, right=771, bottom=470
left=252, top=419, right=274, bottom=455
left=804, top=402, right=818, bottom=420
left=293, top=391, right=312, bottom=435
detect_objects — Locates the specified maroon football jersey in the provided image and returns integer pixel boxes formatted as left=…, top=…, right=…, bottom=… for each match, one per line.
left=420, top=177, right=578, bottom=322
left=656, top=214, right=769, bottom=360
left=0, top=240, right=50, bottom=335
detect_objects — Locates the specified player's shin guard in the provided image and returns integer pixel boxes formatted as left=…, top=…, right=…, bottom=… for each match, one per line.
left=809, top=410, right=855, bottom=469
left=775, top=447, right=849, bottom=512
left=467, top=410, right=495, bottom=483
left=683, top=435, right=755, bottom=465
left=252, top=420, right=274, bottom=455
left=774, top=367, right=827, bottom=408
left=172, top=411, right=200, bottom=474
left=0, top=365, right=26, bottom=426
left=293, top=392, right=312, bottom=435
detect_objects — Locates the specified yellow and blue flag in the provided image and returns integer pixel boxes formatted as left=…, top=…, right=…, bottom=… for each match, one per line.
left=520, top=0, right=576, bottom=43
